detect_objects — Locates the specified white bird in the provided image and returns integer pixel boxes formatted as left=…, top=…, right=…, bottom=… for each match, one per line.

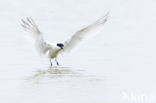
left=21, top=12, right=109, bottom=67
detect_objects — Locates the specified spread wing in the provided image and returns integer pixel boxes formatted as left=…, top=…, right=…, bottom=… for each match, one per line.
left=62, top=12, right=109, bottom=52
left=21, top=17, right=41, bottom=34
left=21, top=17, right=50, bottom=55
left=21, top=17, right=43, bottom=42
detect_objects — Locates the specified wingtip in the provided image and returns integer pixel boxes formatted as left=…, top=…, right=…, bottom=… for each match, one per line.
left=96, top=12, right=110, bottom=24
left=105, top=11, right=110, bottom=19
left=102, top=11, right=110, bottom=21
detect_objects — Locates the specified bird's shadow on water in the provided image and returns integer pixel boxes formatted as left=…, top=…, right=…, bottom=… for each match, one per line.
left=26, top=67, right=101, bottom=83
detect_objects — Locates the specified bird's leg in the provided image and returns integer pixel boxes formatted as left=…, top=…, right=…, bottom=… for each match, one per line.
left=55, top=58, right=60, bottom=66
left=49, top=59, right=53, bottom=67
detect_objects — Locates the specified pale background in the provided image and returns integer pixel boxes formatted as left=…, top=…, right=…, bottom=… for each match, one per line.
left=0, top=0, right=156, bottom=103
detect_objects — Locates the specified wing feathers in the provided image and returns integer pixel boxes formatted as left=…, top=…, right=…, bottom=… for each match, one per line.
left=21, top=17, right=41, bottom=35
left=63, top=12, right=109, bottom=52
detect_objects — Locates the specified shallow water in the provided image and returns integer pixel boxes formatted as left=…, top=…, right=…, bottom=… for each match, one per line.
left=0, top=65, right=155, bottom=103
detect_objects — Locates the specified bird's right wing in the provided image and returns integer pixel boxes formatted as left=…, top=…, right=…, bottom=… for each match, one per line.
left=62, top=12, right=109, bottom=52
left=21, top=17, right=51, bottom=55
left=21, top=17, right=43, bottom=41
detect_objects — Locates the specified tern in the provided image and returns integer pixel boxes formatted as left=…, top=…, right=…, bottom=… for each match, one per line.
left=21, top=12, right=109, bottom=67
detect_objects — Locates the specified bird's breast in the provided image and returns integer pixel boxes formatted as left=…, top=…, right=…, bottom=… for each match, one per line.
left=47, top=49, right=61, bottom=59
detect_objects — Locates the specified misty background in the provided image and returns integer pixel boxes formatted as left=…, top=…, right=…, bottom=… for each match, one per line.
left=0, top=0, right=156, bottom=103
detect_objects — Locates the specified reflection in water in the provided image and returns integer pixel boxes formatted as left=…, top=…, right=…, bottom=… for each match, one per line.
left=21, top=67, right=105, bottom=103
left=33, top=67, right=82, bottom=78
left=26, top=67, right=100, bottom=84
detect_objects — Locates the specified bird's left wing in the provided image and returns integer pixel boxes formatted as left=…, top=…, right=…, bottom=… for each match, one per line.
left=62, top=12, right=109, bottom=52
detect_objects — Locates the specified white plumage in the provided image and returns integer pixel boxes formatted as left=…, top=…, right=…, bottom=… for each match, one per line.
left=21, top=12, right=109, bottom=66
